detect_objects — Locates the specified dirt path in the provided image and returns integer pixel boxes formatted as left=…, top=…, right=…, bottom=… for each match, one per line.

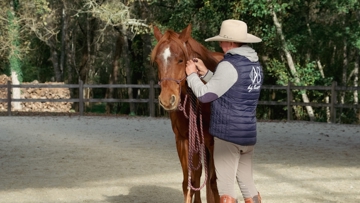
left=0, top=116, right=359, bottom=203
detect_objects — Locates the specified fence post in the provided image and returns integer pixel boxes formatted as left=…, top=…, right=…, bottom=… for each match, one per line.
left=7, top=81, right=11, bottom=116
left=330, top=81, right=337, bottom=123
left=149, top=80, right=155, bottom=117
left=79, top=80, right=84, bottom=116
left=287, top=81, right=292, bottom=121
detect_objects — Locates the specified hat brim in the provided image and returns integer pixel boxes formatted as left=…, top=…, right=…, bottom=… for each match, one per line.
left=205, top=34, right=262, bottom=43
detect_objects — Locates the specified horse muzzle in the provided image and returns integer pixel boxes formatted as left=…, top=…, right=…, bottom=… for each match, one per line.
left=158, top=94, right=179, bottom=111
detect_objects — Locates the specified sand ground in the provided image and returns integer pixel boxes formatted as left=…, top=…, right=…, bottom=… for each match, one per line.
left=0, top=116, right=359, bottom=203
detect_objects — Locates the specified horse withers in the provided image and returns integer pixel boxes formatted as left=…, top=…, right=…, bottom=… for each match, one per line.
left=151, top=24, right=223, bottom=203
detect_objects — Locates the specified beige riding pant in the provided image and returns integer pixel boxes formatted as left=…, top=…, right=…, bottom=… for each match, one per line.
left=213, top=137, right=258, bottom=199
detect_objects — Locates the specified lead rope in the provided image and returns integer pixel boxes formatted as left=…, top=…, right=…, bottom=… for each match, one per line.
left=180, top=88, right=208, bottom=203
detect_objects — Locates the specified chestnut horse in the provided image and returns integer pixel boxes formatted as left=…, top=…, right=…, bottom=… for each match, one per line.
left=151, top=24, right=223, bottom=203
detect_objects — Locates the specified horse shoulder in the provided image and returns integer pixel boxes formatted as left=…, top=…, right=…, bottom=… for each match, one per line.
left=169, top=111, right=189, bottom=141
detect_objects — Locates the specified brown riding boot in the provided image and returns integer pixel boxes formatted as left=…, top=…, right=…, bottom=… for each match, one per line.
left=220, top=195, right=237, bottom=203
left=244, top=198, right=252, bottom=203
left=244, top=192, right=262, bottom=203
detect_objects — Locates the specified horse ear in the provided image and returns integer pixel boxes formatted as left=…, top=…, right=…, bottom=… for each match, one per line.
left=179, top=24, right=192, bottom=42
left=153, top=26, right=163, bottom=41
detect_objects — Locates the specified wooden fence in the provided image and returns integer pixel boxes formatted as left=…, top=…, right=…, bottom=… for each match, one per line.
left=1, top=81, right=359, bottom=123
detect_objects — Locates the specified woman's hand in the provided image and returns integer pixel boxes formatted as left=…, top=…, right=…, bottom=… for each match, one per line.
left=193, top=58, right=208, bottom=76
left=186, top=59, right=197, bottom=76
left=186, top=58, right=208, bottom=77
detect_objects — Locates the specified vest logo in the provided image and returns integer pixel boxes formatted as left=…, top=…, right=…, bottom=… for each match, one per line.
left=248, top=66, right=262, bottom=92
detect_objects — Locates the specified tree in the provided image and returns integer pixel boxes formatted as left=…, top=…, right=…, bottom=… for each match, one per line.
left=7, top=0, right=22, bottom=110
left=0, top=0, right=358, bottom=120
left=147, top=0, right=360, bottom=122
left=20, top=0, right=62, bottom=81
left=235, top=0, right=360, bottom=122
left=78, top=0, right=150, bottom=114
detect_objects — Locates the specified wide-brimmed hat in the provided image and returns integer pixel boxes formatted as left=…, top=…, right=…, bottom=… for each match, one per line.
left=205, top=19, right=262, bottom=43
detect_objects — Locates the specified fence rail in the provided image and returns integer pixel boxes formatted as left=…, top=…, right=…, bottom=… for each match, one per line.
left=1, top=81, right=359, bottom=122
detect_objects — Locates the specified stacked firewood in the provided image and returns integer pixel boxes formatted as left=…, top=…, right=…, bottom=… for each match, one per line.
left=0, top=75, right=10, bottom=101
left=0, top=75, right=11, bottom=111
left=0, top=74, right=73, bottom=112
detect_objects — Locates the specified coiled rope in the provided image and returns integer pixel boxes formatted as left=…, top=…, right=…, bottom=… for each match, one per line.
left=179, top=88, right=208, bottom=203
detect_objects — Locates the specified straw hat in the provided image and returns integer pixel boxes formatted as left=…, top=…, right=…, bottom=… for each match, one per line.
left=205, top=19, right=262, bottom=43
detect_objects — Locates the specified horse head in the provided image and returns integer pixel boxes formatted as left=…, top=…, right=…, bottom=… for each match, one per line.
left=151, top=24, right=222, bottom=111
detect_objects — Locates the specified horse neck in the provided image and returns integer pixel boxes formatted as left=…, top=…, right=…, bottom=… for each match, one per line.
left=180, top=82, right=191, bottom=101
left=187, top=40, right=219, bottom=72
left=202, top=55, right=218, bottom=72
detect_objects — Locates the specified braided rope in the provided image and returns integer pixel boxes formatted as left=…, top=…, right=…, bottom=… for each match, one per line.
left=178, top=94, right=188, bottom=119
left=182, top=88, right=208, bottom=193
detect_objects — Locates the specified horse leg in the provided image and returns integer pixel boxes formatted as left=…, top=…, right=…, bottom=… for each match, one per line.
left=176, top=138, right=191, bottom=203
left=191, top=152, right=202, bottom=203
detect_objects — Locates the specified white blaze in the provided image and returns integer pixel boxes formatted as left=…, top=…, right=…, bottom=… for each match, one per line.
left=161, top=47, right=171, bottom=67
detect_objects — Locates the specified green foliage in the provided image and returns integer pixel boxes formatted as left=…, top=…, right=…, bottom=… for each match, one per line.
left=31, top=0, right=51, bottom=15
left=267, top=59, right=333, bottom=86
left=294, top=62, right=321, bottom=86
left=339, top=109, right=359, bottom=124
left=21, top=62, right=54, bottom=83
left=83, top=0, right=150, bottom=36
left=1, top=0, right=359, bottom=120
left=86, top=103, right=106, bottom=113
left=245, top=0, right=271, bottom=17
left=149, top=0, right=235, bottom=50
left=21, top=37, right=53, bottom=82
left=266, top=59, right=289, bottom=86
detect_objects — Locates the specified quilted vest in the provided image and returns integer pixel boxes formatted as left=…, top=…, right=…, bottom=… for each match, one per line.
left=209, top=54, right=263, bottom=145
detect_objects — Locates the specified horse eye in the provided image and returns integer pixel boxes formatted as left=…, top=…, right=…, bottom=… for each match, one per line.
left=178, top=59, right=183, bottom=64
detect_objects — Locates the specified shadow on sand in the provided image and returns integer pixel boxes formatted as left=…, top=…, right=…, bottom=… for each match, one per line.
left=104, top=185, right=183, bottom=203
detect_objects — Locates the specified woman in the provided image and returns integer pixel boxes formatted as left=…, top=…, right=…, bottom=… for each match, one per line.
left=185, top=19, right=263, bottom=203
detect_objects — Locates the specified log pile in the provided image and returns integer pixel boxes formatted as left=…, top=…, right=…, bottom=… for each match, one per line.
left=0, top=74, right=73, bottom=112
left=0, top=75, right=11, bottom=103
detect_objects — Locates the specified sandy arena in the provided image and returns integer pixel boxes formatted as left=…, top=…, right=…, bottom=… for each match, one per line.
left=0, top=116, right=359, bottom=203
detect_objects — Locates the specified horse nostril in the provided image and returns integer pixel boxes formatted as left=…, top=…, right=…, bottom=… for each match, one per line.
left=158, top=96, right=163, bottom=105
left=170, top=95, right=176, bottom=106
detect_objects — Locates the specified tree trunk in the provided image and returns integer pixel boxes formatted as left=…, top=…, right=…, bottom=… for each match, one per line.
left=59, top=6, right=67, bottom=82
left=84, top=13, right=92, bottom=107
left=122, top=25, right=135, bottom=115
left=139, top=1, right=156, bottom=83
left=79, top=13, right=96, bottom=110
left=106, top=34, right=123, bottom=113
left=272, top=10, right=315, bottom=121
left=356, top=8, right=360, bottom=123
left=338, top=40, right=348, bottom=123
left=353, top=51, right=359, bottom=122
left=50, top=46, right=61, bottom=82
left=317, top=60, right=331, bottom=123
left=307, top=22, right=330, bottom=122
left=340, top=40, right=348, bottom=104
left=8, top=0, right=22, bottom=110
left=68, top=30, right=77, bottom=111
left=46, top=7, right=62, bottom=82
left=64, top=0, right=74, bottom=84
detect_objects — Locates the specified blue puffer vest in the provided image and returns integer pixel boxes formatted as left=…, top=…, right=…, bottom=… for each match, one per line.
left=209, top=54, right=263, bottom=145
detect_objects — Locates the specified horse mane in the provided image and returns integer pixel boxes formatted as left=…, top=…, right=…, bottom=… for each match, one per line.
left=186, top=37, right=219, bottom=72
left=151, top=29, right=220, bottom=72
